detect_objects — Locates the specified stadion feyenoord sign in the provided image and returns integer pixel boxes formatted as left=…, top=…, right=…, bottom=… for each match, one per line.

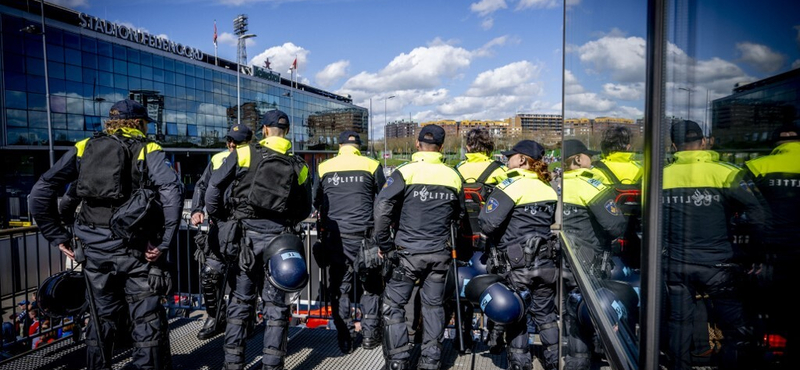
left=79, top=13, right=204, bottom=61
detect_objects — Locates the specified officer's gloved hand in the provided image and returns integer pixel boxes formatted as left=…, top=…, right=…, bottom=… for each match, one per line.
left=148, top=264, right=173, bottom=295
left=193, top=247, right=206, bottom=265
left=238, top=237, right=255, bottom=272
left=380, top=249, right=398, bottom=279
left=363, top=243, right=382, bottom=270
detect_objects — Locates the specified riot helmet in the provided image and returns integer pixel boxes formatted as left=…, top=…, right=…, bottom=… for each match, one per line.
left=468, top=251, right=489, bottom=275
left=445, top=264, right=480, bottom=300
left=38, top=270, right=88, bottom=318
left=464, top=274, right=526, bottom=324
left=265, top=233, right=309, bottom=292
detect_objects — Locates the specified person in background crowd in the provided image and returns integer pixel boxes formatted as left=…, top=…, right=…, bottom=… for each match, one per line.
left=479, top=140, right=560, bottom=370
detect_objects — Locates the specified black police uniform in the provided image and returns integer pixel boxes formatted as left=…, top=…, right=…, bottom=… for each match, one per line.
left=191, top=147, right=243, bottom=339
left=663, top=149, right=765, bottom=370
left=30, top=125, right=183, bottom=370
left=374, top=150, right=464, bottom=370
left=479, top=168, right=559, bottom=370
left=314, top=142, right=386, bottom=351
left=561, top=167, right=627, bottom=370
left=743, top=138, right=800, bottom=368
left=205, top=135, right=311, bottom=370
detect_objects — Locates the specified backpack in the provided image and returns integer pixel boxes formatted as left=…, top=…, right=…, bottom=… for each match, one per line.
left=460, top=161, right=504, bottom=245
left=591, top=161, right=641, bottom=217
left=245, top=146, right=310, bottom=223
left=75, top=132, right=144, bottom=201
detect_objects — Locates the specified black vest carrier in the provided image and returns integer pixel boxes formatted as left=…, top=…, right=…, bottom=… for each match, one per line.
left=75, top=132, right=146, bottom=227
left=230, top=145, right=310, bottom=223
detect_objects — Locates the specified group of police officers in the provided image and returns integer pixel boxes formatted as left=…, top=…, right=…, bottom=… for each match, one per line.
left=27, top=98, right=800, bottom=370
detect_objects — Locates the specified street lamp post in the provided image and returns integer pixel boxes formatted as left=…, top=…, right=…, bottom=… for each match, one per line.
left=383, top=95, right=395, bottom=168
left=21, top=2, right=53, bottom=166
left=679, top=87, right=692, bottom=121
left=236, top=33, right=256, bottom=126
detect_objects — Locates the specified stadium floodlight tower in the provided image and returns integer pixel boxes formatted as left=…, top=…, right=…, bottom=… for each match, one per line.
left=234, top=15, right=256, bottom=126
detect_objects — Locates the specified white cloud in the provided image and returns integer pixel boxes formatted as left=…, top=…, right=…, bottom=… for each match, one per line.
left=315, top=60, right=349, bottom=89
left=472, top=35, right=517, bottom=57
left=470, top=0, right=507, bottom=17
left=340, top=40, right=472, bottom=94
left=464, top=61, right=543, bottom=97
left=578, top=35, right=647, bottom=83
left=602, top=83, right=643, bottom=100
left=736, top=42, right=786, bottom=73
left=792, top=59, right=800, bottom=69
left=563, top=70, right=584, bottom=94
left=516, top=0, right=559, bottom=10
left=481, top=17, right=494, bottom=30
left=564, top=70, right=617, bottom=115
left=49, top=0, right=89, bottom=8
left=250, top=42, right=308, bottom=73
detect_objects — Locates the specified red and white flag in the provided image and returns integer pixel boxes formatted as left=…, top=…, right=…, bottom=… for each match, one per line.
left=290, top=57, right=297, bottom=71
left=213, top=20, right=217, bottom=46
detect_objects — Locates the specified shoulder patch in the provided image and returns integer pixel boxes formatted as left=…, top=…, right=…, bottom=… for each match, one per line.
left=498, top=177, right=516, bottom=190
left=587, top=178, right=603, bottom=188
left=485, top=197, right=499, bottom=213
left=604, top=199, right=621, bottom=216
left=383, top=176, right=394, bottom=188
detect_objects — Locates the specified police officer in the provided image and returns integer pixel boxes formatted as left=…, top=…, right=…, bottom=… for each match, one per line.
left=205, top=110, right=311, bottom=370
left=373, top=124, right=464, bottom=370
left=29, top=99, right=183, bottom=370
left=191, top=123, right=253, bottom=340
left=478, top=140, right=559, bottom=370
left=663, top=120, right=764, bottom=370
left=743, top=122, right=800, bottom=369
left=453, top=127, right=507, bottom=353
left=593, top=125, right=642, bottom=185
left=313, top=130, right=386, bottom=353
left=561, top=139, right=627, bottom=370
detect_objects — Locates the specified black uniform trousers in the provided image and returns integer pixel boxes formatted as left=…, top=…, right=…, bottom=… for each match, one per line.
left=327, top=232, right=383, bottom=340
left=224, top=229, right=288, bottom=369
left=505, top=258, right=560, bottom=370
left=77, top=223, right=171, bottom=370
left=665, top=259, right=747, bottom=370
left=382, top=250, right=451, bottom=364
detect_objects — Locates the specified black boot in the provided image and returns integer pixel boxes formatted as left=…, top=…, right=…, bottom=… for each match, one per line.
left=362, top=333, right=381, bottom=350
left=486, top=326, right=505, bottom=355
left=338, top=330, right=354, bottom=354
left=385, top=360, right=409, bottom=370
left=416, top=357, right=440, bottom=370
left=198, top=266, right=226, bottom=340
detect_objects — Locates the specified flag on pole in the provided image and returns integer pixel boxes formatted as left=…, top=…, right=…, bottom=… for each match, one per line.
left=213, top=20, right=217, bottom=46
left=290, top=57, right=297, bottom=71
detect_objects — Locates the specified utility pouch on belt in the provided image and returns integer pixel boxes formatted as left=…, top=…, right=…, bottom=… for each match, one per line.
left=218, top=221, right=242, bottom=260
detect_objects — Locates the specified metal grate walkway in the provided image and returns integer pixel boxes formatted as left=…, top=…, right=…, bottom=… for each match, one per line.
left=0, top=311, right=543, bottom=370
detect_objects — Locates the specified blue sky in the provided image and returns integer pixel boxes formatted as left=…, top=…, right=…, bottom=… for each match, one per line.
left=563, top=0, right=800, bottom=128
left=49, top=0, right=566, bottom=132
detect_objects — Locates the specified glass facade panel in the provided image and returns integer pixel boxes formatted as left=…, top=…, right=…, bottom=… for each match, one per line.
left=562, top=0, right=646, bottom=368
left=656, top=1, right=800, bottom=369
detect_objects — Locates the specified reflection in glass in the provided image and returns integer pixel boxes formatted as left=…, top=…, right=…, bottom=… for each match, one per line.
left=659, top=1, right=800, bottom=369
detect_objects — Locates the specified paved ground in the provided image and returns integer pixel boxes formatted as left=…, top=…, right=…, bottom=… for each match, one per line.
left=0, top=310, right=546, bottom=370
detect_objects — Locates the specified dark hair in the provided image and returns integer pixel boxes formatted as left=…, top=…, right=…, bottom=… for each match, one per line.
left=419, top=133, right=441, bottom=151
left=465, top=128, right=494, bottom=154
left=601, top=125, right=632, bottom=156
left=521, top=155, right=552, bottom=182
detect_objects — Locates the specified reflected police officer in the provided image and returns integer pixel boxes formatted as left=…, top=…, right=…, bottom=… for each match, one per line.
left=663, top=120, right=765, bottom=370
